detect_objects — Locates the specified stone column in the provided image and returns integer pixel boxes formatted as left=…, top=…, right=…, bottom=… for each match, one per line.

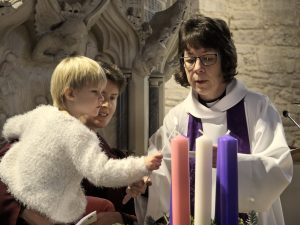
left=149, top=72, right=164, bottom=137
left=128, top=73, right=150, bottom=156
left=116, top=71, right=131, bottom=152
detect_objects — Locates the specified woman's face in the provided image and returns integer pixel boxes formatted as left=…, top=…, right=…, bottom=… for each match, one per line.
left=90, top=80, right=119, bottom=128
left=183, top=47, right=226, bottom=101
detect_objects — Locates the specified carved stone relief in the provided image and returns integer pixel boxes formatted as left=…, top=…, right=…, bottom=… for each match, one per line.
left=0, top=0, right=189, bottom=152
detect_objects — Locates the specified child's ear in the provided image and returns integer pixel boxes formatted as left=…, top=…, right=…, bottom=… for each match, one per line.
left=63, top=87, right=76, bottom=102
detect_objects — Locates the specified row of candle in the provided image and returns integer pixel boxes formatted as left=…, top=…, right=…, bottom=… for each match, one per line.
left=170, top=133, right=238, bottom=225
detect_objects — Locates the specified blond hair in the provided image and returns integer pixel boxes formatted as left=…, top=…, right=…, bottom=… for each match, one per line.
left=50, top=56, right=107, bottom=109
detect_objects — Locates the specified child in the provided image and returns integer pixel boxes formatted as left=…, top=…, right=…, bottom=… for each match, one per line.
left=0, top=56, right=163, bottom=224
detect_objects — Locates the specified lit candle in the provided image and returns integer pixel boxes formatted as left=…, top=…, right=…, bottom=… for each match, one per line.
left=215, top=135, right=238, bottom=225
left=171, top=135, right=190, bottom=225
left=194, top=134, right=213, bottom=225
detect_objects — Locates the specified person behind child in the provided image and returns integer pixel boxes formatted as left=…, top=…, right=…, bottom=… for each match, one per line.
left=81, top=61, right=141, bottom=225
left=0, top=55, right=163, bottom=225
left=134, top=14, right=293, bottom=225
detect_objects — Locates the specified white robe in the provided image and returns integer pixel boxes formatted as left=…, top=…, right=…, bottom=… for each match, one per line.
left=135, top=79, right=293, bottom=225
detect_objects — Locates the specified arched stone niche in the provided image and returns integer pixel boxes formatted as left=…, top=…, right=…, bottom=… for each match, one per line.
left=0, top=0, right=188, bottom=154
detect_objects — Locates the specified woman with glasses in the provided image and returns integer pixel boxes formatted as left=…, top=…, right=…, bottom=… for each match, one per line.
left=134, top=14, right=293, bottom=225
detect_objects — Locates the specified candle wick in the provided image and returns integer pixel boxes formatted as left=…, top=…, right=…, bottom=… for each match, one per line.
left=159, top=117, right=179, bottom=152
left=161, top=127, right=177, bottom=152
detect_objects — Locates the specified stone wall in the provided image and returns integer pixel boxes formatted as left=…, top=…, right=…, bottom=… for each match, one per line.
left=164, top=0, right=300, bottom=147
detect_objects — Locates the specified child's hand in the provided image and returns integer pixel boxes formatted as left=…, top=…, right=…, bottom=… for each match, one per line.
left=144, top=152, right=163, bottom=171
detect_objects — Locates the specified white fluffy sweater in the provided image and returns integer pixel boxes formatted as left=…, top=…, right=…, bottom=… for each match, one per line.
left=0, top=105, right=148, bottom=223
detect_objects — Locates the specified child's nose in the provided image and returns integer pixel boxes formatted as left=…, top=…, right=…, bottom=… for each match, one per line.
left=98, top=94, right=104, bottom=102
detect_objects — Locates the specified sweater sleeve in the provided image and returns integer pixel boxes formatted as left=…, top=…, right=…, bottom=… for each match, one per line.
left=2, top=114, right=28, bottom=141
left=64, top=122, right=149, bottom=188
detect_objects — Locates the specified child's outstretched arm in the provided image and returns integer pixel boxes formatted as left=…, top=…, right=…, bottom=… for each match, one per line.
left=66, top=125, right=163, bottom=188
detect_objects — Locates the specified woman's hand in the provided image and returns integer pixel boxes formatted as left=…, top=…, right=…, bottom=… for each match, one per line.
left=122, top=176, right=151, bottom=204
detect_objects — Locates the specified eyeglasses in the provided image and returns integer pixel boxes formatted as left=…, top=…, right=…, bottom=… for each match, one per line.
left=180, top=53, right=218, bottom=70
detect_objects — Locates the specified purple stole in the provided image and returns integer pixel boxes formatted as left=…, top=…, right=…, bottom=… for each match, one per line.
left=187, top=98, right=250, bottom=220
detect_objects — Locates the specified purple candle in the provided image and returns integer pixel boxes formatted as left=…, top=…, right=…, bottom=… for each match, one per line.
left=215, top=135, right=238, bottom=225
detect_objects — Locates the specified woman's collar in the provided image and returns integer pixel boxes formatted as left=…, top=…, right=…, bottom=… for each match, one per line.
left=183, top=78, right=248, bottom=118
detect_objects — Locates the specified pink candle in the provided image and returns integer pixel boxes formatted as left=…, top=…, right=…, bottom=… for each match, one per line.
left=171, top=135, right=190, bottom=225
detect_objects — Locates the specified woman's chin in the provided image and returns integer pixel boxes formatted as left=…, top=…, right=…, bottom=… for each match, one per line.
left=194, top=87, right=209, bottom=97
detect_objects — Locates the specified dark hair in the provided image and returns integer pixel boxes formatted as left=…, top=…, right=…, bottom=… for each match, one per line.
left=98, top=62, right=126, bottom=93
left=174, top=14, right=238, bottom=87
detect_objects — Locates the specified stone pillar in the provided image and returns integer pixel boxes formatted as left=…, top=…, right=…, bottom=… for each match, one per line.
left=116, top=71, right=131, bottom=151
left=128, top=74, right=149, bottom=156
left=149, top=72, right=164, bottom=137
